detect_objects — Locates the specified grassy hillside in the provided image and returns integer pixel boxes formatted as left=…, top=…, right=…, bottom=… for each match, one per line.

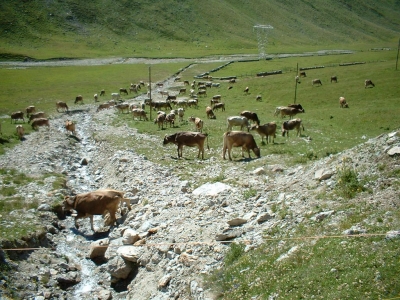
left=0, top=0, right=399, bottom=59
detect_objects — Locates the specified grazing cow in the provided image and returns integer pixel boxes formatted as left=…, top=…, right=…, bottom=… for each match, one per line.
left=25, top=106, right=36, bottom=118
left=63, top=189, right=130, bottom=231
left=287, top=104, right=305, bottom=112
left=244, top=87, right=249, bottom=94
left=299, top=71, right=307, bottom=77
left=11, top=111, right=25, bottom=123
left=174, top=77, right=181, bottom=82
left=213, top=102, right=225, bottom=112
left=212, top=83, right=220, bottom=88
left=339, top=97, right=349, bottom=108
left=56, top=101, right=69, bottom=112
left=156, top=83, right=164, bottom=88
left=282, top=118, right=304, bottom=137
left=206, top=106, right=216, bottom=119
left=115, top=103, right=130, bottom=114
left=228, top=86, right=233, bottom=90
left=166, top=95, right=176, bottom=101
left=119, top=88, right=129, bottom=95
left=331, top=76, right=338, bottom=83
left=132, top=108, right=148, bottom=121
left=129, top=86, right=138, bottom=94
left=16, top=125, right=24, bottom=140
left=164, top=113, right=175, bottom=127
left=28, top=111, right=46, bottom=123
left=240, top=111, right=260, bottom=125
left=100, top=90, right=106, bottom=96
left=279, top=106, right=305, bottom=119
left=227, top=116, right=250, bottom=132
left=152, top=101, right=173, bottom=111
left=175, top=99, right=188, bottom=108
left=187, top=99, right=198, bottom=108
left=75, top=95, right=83, bottom=104
left=179, top=88, right=186, bottom=94
left=250, top=122, right=277, bottom=144
left=96, top=103, right=111, bottom=112
left=188, top=116, right=204, bottom=133
left=163, top=131, right=209, bottom=159
left=365, top=79, right=375, bottom=88
left=155, top=113, right=166, bottom=129
left=177, top=108, right=185, bottom=122
left=31, top=118, right=50, bottom=130
left=184, top=80, right=190, bottom=85
left=94, top=93, right=99, bottom=102
left=223, top=131, right=260, bottom=161
left=197, top=90, right=207, bottom=97
left=212, top=95, right=221, bottom=102
left=111, top=93, right=121, bottom=100
left=312, top=79, right=322, bottom=86
left=229, top=78, right=236, bottom=83
left=65, top=120, right=76, bottom=135
left=256, top=95, right=262, bottom=101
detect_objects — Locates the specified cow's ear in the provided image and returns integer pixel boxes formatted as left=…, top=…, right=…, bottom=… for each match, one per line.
left=65, top=196, right=75, bottom=206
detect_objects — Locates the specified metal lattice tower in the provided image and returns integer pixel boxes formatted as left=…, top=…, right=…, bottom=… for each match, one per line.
left=253, top=24, right=273, bottom=59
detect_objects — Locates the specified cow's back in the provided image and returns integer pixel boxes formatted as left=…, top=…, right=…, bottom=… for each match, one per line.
left=74, top=189, right=124, bottom=215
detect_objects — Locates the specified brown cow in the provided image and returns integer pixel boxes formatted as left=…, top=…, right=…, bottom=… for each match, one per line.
left=154, top=113, right=166, bottom=129
left=339, top=97, right=349, bottom=108
left=223, top=131, right=260, bottom=161
left=256, top=95, right=262, bottom=101
left=65, top=120, right=76, bottom=135
left=299, top=71, right=307, bottom=77
left=331, top=76, right=338, bottom=83
left=213, top=102, right=225, bottom=112
left=365, top=79, right=375, bottom=88
left=250, top=122, right=277, bottom=144
left=287, top=104, right=305, bottom=112
left=164, top=113, right=175, bottom=127
left=152, top=101, right=173, bottom=111
left=28, top=111, right=46, bottom=123
left=282, top=118, right=304, bottom=137
left=100, top=90, right=106, bottom=96
left=206, top=106, right=216, bottom=119
left=31, top=118, right=50, bottom=130
left=240, top=110, right=260, bottom=125
left=163, top=131, right=209, bottom=159
left=63, top=189, right=130, bottom=231
left=132, top=108, right=148, bottom=121
left=25, top=106, right=36, bottom=118
left=279, top=107, right=305, bottom=119
left=115, top=103, right=130, bottom=113
left=11, top=111, right=25, bottom=123
left=312, top=79, right=322, bottom=86
left=75, top=95, right=83, bottom=104
left=179, top=88, right=186, bottom=94
left=96, top=103, right=111, bottom=112
left=188, top=116, right=204, bottom=133
left=56, top=101, right=69, bottom=112
left=16, top=125, right=24, bottom=140
left=119, top=88, right=129, bottom=95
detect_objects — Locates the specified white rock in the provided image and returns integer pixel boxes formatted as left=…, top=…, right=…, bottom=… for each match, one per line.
left=192, top=182, right=232, bottom=196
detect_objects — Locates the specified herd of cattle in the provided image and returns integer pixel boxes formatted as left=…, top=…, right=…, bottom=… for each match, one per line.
left=5, top=71, right=375, bottom=161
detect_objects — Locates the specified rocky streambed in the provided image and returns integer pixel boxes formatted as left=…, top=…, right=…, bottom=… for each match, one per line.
left=0, top=73, right=399, bottom=299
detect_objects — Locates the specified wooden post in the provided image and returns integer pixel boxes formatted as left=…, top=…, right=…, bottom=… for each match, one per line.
left=294, top=63, right=299, bottom=104
left=149, top=66, right=152, bottom=121
left=396, top=38, right=400, bottom=71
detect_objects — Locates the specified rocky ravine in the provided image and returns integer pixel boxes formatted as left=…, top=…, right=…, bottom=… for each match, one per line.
left=0, top=92, right=399, bottom=299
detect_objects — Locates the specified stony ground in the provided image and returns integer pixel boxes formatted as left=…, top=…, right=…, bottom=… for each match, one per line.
left=0, top=71, right=399, bottom=299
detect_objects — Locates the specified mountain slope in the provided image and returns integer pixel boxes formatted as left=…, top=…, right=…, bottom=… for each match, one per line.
left=0, top=0, right=399, bottom=59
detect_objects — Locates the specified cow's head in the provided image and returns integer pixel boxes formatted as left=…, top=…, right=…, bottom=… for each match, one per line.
left=163, top=134, right=173, bottom=145
left=253, top=147, right=261, bottom=158
left=63, top=196, right=76, bottom=210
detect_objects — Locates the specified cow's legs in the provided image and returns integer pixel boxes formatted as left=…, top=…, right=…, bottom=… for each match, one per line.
left=89, top=215, right=95, bottom=231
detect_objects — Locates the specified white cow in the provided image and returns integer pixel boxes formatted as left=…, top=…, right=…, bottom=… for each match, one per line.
left=227, top=116, right=250, bottom=132
left=111, top=93, right=121, bottom=100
